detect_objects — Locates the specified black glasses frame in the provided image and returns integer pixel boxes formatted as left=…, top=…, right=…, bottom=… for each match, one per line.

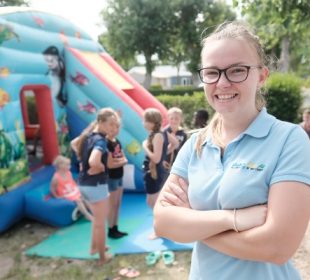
left=197, top=65, right=262, bottom=84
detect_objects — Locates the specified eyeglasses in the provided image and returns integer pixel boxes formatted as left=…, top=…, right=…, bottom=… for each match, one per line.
left=197, top=65, right=262, bottom=84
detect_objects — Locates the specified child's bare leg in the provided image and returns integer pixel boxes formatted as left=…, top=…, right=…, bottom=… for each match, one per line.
left=147, top=193, right=160, bottom=240
left=114, top=188, right=123, bottom=225
left=89, top=198, right=111, bottom=264
left=76, top=200, right=93, bottom=221
left=108, top=190, right=117, bottom=228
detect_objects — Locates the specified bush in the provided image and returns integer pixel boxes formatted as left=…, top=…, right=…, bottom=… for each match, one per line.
left=149, top=84, right=163, bottom=91
left=266, top=73, right=303, bottom=123
left=303, top=77, right=310, bottom=88
left=157, top=91, right=214, bottom=128
left=150, top=87, right=202, bottom=97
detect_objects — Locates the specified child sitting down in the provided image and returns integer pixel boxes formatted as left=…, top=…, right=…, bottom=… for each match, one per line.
left=50, top=155, right=93, bottom=221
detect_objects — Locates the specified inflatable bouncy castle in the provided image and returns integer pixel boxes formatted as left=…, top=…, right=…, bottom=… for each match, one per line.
left=0, top=7, right=167, bottom=232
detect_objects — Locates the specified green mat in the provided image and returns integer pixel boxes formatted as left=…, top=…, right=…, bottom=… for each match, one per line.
left=26, top=193, right=193, bottom=259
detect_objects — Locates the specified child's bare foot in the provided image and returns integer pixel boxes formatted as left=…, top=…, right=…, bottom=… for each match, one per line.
left=90, top=246, right=109, bottom=255
left=148, top=232, right=158, bottom=240
left=97, top=253, right=113, bottom=266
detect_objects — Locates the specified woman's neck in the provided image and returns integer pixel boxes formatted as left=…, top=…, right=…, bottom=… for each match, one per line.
left=220, top=109, right=259, bottom=145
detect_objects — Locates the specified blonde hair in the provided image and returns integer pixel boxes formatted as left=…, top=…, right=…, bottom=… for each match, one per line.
left=76, top=107, right=119, bottom=159
left=53, top=155, right=70, bottom=169
left=303, top=108, right=310, bottom=115
left=196, top=21, right=268, bottom=156
left=167, top=107, right=183, bottom=118
left=144, top=108, right=162, bottom=151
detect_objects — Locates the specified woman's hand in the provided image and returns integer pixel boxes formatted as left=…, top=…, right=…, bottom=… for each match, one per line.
left=160, top=177, right=191, bottom=208
left=234, top=205, right=267, bottom=232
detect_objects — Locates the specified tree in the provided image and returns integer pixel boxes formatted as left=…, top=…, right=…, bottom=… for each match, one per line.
left=99, top=0, right=175, bottom=89
left=234, top=0, right=310, bottom=73
left=0, top=0, right=29, bottom=6
left=170, top=0, right=235, bottom=82
left=100, top=0, right=235, bottom=89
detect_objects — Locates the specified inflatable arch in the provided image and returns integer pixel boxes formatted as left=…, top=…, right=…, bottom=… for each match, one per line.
left=0, top=7, right=167, bottom=232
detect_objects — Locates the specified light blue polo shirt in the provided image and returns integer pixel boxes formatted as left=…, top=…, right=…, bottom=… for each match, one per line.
left=171, top=108, right=310, bottom=280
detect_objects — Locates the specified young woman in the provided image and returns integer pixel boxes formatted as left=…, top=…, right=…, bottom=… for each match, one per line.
left=154, top=21, right=310, bottom=279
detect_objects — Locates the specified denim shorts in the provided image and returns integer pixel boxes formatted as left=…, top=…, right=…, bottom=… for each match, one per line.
left=78, top=184, right=109, bottom=203
left=107, top=178, right=123, bottom=192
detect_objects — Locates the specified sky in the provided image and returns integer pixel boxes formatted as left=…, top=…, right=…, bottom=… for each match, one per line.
left=30, top=0, right=107, bottom=40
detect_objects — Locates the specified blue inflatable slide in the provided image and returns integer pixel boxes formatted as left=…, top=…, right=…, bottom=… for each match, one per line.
left=0, top=7, right=168, bottom=232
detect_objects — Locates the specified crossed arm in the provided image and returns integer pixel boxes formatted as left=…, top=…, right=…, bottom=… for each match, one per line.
left=153, top=174, right=310, bottom=264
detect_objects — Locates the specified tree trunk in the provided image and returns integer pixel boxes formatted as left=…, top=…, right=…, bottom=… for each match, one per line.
left=144, top=73, right=152, bottom=89
left=279, top=36, right=290, bottom=72
left=143, top=55, right=154, bottom=89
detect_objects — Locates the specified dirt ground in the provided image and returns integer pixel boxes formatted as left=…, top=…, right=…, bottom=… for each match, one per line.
left=0, top=220, right=309, bottom=279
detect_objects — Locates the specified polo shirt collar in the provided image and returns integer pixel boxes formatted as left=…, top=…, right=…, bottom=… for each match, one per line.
left=242, top=107, right=276, bottom=138
left=203, top=107, right=276, bottom=146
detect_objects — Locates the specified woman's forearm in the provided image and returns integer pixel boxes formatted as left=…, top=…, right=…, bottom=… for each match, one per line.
left=204, top=182, right=310, bottom=265
left=154, top=205, right=234, bottom=243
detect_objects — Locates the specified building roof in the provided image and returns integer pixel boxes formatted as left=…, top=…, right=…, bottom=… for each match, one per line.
left=128, top=64, right=192, bottom=78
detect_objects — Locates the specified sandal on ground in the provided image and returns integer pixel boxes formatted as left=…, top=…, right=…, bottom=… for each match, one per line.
left=119, top=267, right=140, bottom=278
left=162, top=250, right=175, bottom=266
left=145, top=251, right=161, bottom=266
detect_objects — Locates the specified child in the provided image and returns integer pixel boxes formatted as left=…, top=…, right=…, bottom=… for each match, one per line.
left=163, top=107, right=187, bottom=172
left=192, top=109, right=209, bottom=129
left=50, top=155, right=93, bottom=221
left=300, top=108, right=310, bottom=138
left=106, top=117, right=128, bottom=239
left=142, top=108, right=168, bottom=239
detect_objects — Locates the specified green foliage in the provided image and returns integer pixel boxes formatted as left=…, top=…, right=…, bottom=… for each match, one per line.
left=150, top=87, right=202, bottom=96
left=160, top=0, right=236, bottom=74
left=100, top=0, right=175, bottom=82
left=266, top=72, right=303, bottom=123
left=149, top=84, right=163, bottom=91
left=235, top=0, right=310, bottom=74
left=0, top=0, right=29, bottom=6
left=100, top=0, right=235, bottom=83
left=303, top=77, right=310, bottom=88
left=157, top=91, right=214, bottom=128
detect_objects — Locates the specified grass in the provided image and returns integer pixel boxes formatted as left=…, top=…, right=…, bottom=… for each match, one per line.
left=0, top=219, right=191, bottom=279
left=1, top=219, right=309, bottom=279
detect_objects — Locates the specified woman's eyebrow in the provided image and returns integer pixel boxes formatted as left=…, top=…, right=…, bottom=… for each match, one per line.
left=202, top=62, right=249, bottom=69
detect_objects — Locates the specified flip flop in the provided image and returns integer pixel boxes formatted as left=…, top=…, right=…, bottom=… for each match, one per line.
left=145, top=250, right=161, bottom=266
left=119, top=267, right=140, bottom=278
left=162, top=250, right=175, bottom=266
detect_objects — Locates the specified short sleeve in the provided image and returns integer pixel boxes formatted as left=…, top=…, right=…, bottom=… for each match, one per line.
left=270, top=126, right=310, bottom=186
left=171, top=133, right=197, bottom=180
left=93, top=138, right=107, bottom=152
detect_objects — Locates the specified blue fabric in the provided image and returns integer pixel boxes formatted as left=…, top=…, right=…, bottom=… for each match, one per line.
left=79, top=184, right=109, bottom=203
left=143, top=131, right=169, bottom=194
left=171, top=108, right=310, bottom=280
left=78, top=132, right=108, bottom=186
left=108, top=178, right=123, bottom=192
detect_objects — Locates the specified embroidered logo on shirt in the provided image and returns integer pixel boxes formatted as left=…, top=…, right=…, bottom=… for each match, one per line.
left=231, top=162, right=265, bottom=171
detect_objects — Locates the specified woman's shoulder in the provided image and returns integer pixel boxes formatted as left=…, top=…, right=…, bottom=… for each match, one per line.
left=272, top=119, right=309, bottom=142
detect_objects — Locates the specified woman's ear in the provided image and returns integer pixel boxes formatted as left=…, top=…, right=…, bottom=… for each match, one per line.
left=258, top=66, right=269, bottom=89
